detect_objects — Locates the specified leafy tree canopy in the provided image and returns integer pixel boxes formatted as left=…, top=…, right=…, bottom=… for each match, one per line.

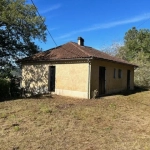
left=122, top=27, right=150, bottom=61
left=0, top=0, right=47, bottom=77
left=117, top=27, right=150, bottom=87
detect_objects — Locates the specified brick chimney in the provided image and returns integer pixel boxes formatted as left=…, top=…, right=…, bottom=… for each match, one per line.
left=78, top=37, right=84, bottom=46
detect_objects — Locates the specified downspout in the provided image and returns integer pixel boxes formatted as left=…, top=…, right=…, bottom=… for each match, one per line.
left=88, top=59, right=91, bottom=99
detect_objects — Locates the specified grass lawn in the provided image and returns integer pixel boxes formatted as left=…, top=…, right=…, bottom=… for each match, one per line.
left=0, top=91, right=150, bottom=150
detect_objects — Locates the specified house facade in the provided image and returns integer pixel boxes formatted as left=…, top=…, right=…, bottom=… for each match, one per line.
left=21, top=37, right=136, bottom=99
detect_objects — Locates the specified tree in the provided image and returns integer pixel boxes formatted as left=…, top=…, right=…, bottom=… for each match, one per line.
left=0, top=0, right=47, bottom=77
left=116, top=27, right=150, bottom=87
left=122, top=27, right=150, bottom=61
left=133, top=51, right=150, bottom=87
left=101, top=42, right=122, bottom=57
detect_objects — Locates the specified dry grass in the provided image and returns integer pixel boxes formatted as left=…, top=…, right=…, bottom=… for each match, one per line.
left=0, top=91, right=150, bottom=150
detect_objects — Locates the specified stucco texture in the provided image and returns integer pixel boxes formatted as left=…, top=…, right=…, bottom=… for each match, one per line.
left=22, top=64, right=49, bottom=94
left=90, top=60, right=134, bottom=96
left=22, top=62, right=89, bottom=98
left=22, top=59, right=134, bottom=99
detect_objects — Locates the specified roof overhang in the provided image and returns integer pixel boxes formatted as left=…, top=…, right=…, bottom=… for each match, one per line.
left=18, top=56, right=138, bottom=67
left=18, top=57, right=93, bottom=64
left=92, top=57, right=138, bottom=67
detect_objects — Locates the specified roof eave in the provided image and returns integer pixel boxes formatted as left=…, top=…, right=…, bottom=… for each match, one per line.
left=18, top=57, right=93, bottom=64
left=18, top=56, right=138, bottom=67
left=92, top=57, right=138, bottom=67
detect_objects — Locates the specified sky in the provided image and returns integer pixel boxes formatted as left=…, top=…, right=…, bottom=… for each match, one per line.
left=29, top=0, right=150, bottom=51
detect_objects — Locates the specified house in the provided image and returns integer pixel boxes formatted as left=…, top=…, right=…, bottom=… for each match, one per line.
left=20, top=37, right=136, bottom=99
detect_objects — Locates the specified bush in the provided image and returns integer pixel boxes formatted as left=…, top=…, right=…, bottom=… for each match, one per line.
left=132, top=52, right=150, bottom=88
left=134, top=63, right=150, bottom=88
left=0, top=76, right=21, bottom=100
left=10, top=76, right=21, bottom=97
left=0, top=78, right=10, bottom=100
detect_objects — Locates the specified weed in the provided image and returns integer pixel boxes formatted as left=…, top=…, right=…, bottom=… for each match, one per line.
left=109, top=103, right=116, bottom=109
left=40, top=107, right=53, bottom=114
left=0, top=113, right=7, bottom=118
left=112, top=113, right=120, bottom=119
left=10, top=114, right=16, bottom=118
left=104, top=126, right=113, bottom=132
left=71, top=107, right=92, bottom=120
left=14, top=125, right=20, bottom=131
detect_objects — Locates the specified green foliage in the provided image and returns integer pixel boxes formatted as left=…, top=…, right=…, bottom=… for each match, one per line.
left=0, top=0, right=46, bottom=77
left=0, top=76, right=22, bottom=100
left=109, top=103, right=116, bottom=110
left=40, top=105, right=53, bottom=114
left=115, top=45, right=128, bottom=60
left=0, top=78, right=10, bottom=99
left=14, top=125, right=20, bottom=131
left=131, top=52, right=150, bottom=87
left=116, top=27, right=150, bottom=88
left=123, top=27, right=150, bottom=61
left=0, top=0, right=46, bottom=42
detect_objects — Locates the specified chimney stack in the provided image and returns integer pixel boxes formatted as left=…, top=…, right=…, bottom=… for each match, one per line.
left=78, top=37, right=84, bottom=46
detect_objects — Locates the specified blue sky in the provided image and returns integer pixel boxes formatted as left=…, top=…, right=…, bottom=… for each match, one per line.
left=30, top=0, right=150, bottom=50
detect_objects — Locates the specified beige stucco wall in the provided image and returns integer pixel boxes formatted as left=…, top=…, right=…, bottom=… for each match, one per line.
left=90, top=60, right=134, bottom=97
left=22, top=59, right=135, bottom=99
left=22, top=61, right=89, bottom=98
left=56, top=63, right=88, bottom=92
left=22, top=64, right=49, bottom=94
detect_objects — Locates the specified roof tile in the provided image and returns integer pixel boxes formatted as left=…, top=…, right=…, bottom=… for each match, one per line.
left=20, top=42, right=135, bottom=66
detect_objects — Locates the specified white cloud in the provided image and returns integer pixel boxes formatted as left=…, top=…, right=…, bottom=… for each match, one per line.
left=57, top=13, right=150, bottom=39
left=48, top=27, right=58, bottom=31
left=40, top=4, right=61, bottom=14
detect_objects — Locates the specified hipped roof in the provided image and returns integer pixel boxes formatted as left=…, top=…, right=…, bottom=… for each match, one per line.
left=20, top=42, right=136, bottom=66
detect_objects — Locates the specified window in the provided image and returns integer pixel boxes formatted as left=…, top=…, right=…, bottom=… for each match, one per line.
left=118, top=69, right=122, bottom=78
left=113, top=68, right=116, bottom=78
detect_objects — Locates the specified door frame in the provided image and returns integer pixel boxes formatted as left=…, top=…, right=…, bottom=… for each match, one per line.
left=48, top=66, right=56, bottom=92
left=127, top=70, right=130, bottom=90
left=99, top=66, right=106, bottom=95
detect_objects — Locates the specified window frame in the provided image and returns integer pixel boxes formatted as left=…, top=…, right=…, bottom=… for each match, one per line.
left=113, top=68, right=116, bottom=78
left=118, top=69, right=122, bottom=79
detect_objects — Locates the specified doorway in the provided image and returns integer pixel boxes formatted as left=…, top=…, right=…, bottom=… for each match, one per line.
left=99, top=66, right=105, bottom=95
left=48, top=66, right=56, bottom=91
left=127, top=70, right=130, bottom=90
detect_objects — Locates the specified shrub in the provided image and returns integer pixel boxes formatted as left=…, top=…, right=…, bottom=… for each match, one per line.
left=0, top=78, right=10, bottom=100
left=132, top=52, right=150, bottom=88
left=0, top=76, right=21, bottom=100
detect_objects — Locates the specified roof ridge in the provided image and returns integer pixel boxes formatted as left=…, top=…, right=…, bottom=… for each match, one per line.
left=19, top=41, right=137, bottom=66
left=70, top=42, right=91, bottom=57
left=62, top=42, right=82, bottom=57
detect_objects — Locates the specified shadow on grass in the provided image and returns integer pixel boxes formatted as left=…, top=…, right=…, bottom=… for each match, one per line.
left=0, top=93, right=53, bottom=102
left=0, top=96, right=21, bottom=102
left=97, top=86, right=149, bottom=99
left=120, top=86, right=149, bottom=96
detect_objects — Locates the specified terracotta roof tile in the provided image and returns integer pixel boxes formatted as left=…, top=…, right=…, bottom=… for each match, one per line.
left=20, top=42, right=135, bottom=66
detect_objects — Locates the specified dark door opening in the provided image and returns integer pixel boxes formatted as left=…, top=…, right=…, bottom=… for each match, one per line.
left=48, top=66, right=56, bottom=91
left=127, top=70, right=130, bottom=90
left=99, top=66, right=105, bottom=95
